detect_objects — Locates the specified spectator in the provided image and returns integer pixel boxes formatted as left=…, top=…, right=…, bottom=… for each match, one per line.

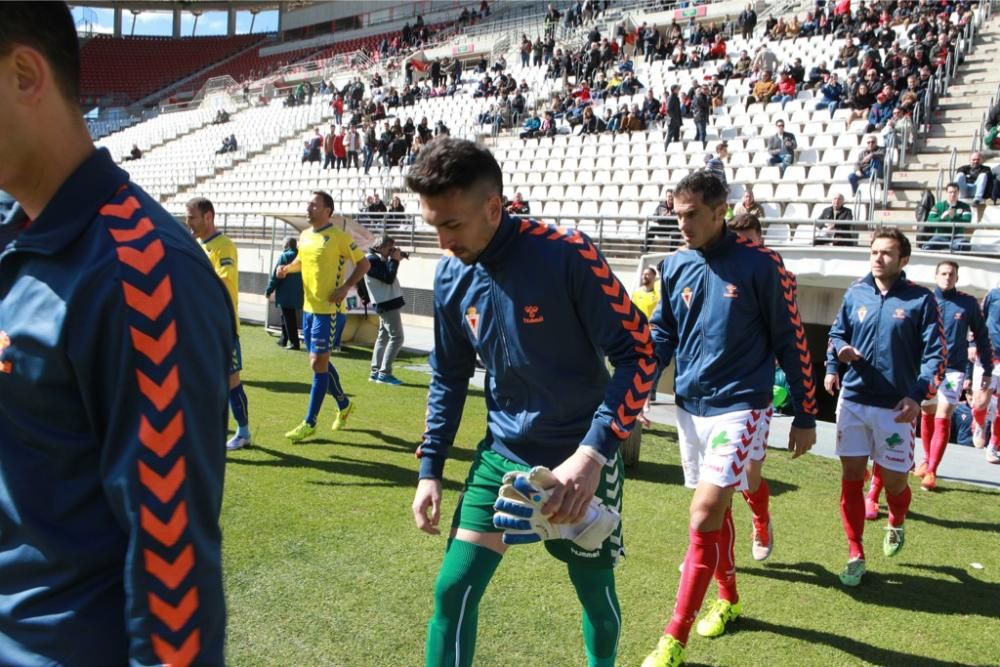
left=806, top=60, right=829, bottom=89
left=507, top=192, right=531, bottom=215
left=665, top=85, right=683, bottom=147
left=733, top=188, right=766, bottom=218
left=655, top=190, right=676, bottom=217
left=751, top=43, right=779, bottom=72
left=364, top=236, right=407, bottom=386
left=834, top=37, right=860, bottom=68
left=691, top=86, right=710, bottom=148
left=816, top=72, right=844, bottom=116
left=750, top=69, right=779, bottom=106
left=984, top=101, right=1000, bottom=149
left=766, top=119, right=797, bottom=176
left=739, top=3, right=757, bottom=39
left=955, top=151, right=992, bottom=206
left=734, top=50, right=752, bottom=78
left=303, top=129, right=322, bottom=164
left=848, top=135, right=885, bottom=194
left=771, top=70, right=798, bottom=109
left=215, top=134, right=236, bottom=154
left=920, top=183, right=972, bottom=251
left=866, top=91, right=895, bottom=133
left=123, top=144, right=142, bottom=161
left=347, top=126, right=361, bottom=169
left=708, top=33, right=727, bottom=60
left=388, top=195, right=405, bottom=213
left=704, top=142, right=728, bottom=186
left=367, top=193, right=388, bottom=213
left=265, top=236, right=304, bottom=350
left=333, top=127, right=348, bottom=170
left=362, top=121, right=377, bottom=174
left=519, top=111, right=543, bottom=139
left=847, top=82, right=875, bottom=122
left=579, top=106, right=600, bottom=134
left=641, top=89, right=661, bottom=125
left=815, top=193, right=856, bottom=246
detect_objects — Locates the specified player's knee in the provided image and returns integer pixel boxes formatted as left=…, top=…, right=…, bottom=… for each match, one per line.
left=309, top=355, right=328, bottom=372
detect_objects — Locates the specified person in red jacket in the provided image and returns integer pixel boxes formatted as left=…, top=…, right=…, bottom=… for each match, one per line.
left=333, top=127, right=348, bottom=170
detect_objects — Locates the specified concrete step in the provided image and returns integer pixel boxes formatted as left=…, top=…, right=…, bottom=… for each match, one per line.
left=937, top=94, right=994, bottom=108
left=933, top=108, right=987, bottom=123
left=928, top=121, right=983, bottom=136
left=921, top=135, right=979, bottom=149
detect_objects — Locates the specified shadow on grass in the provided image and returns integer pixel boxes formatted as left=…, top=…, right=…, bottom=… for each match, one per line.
left=243, top=379, right=314, bottom=394
left=342, top=429, right=476, bottom=463
left=733, top=617, right=979, bottom=667
left=227, top=445, right=463, bottom=491
left=626, top=459, right=685, bottom=485
left=905, top=509, right=999, bottom=533
left=744, top=561, right=1000, bottom=618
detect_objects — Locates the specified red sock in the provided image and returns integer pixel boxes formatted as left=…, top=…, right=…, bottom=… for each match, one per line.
left=886, top=485, right=912, bottom=528
left=927, top=417, right=950, bottom=473
left=840, top=479, right=866, bottom=560
left=992, top=413, right=1000, bottom=446
left=666, top=528, right=721, bottom=645
left=973, top=407, right=987, bottom=429
left=714, top=508, right=738, bottom=603
left=741, top=478, right=770, bottom=534
left=920, top=412, right=935, bottom=461
left=866, top=464, right=884, bottom=502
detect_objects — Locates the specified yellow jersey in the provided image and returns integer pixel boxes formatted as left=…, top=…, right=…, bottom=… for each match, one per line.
left=298, top=222, right=365, bottom=315
left=201, top=232, right=239, bottom=332
left=632, top=285, right=660, bottom=321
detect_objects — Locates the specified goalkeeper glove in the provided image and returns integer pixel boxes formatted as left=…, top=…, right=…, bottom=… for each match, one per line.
left=492, top=466, right=620, bottom=551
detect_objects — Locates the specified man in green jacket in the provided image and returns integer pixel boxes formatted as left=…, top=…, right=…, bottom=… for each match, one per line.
left=919, top=182, right=972, bottom=252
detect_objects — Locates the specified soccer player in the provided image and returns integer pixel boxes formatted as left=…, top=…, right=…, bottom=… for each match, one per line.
left=409, top=138, right=656, bottom=667
left=185, top=196, right=253, bottom=450
left=0, top=4, right=228, bottom=663
left=643, top=175, right=817, bottom=667
left=974, top=284, right=1000, bottom=461
left=866, top=260, right=992, bottom=499
left=278, top=191, right=369, bottom=441
left=824, top=228, right=944, bottom=588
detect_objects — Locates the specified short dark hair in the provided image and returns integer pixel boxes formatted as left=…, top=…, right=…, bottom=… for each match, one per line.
left=0, top=2, right=80, bottom=102
left=405, top=138, right=503, bottom=198
left=373, top=235, right=396, bottom=251
left=871, top=226, right=912, bottom=258
left=728, top=213, right=763, bottom=235
left=945, top=182, right=959, bottom=191
left=312, top=190, right=334, bottom=211
left=186, top=196, right=215, bottom=216
left=935, top=259, right=959, bottom=273
left=674, top=171, right=729, bottom=208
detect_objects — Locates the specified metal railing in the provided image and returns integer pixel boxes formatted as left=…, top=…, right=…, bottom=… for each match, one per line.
left=219, top=212, right=1000, bottom=261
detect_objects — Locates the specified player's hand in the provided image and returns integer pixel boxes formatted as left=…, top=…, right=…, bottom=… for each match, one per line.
left=788, top=426, right=816, bottom=459
left=837, top=346, right=862, bottom=363
left=276, top=265, right=289, bottom=279
left=824, top=373, right=841, bottom=395
left=544, top=448, right=603, bottom=524
left=329, top=284, right=350, bottom=305
left=412, top=478, right=442, bottom=535
left=893, top=397, right=920, bottom=423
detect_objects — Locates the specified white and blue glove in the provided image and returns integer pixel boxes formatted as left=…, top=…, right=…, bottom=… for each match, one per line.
left=492, top=466, right=620, bottom=551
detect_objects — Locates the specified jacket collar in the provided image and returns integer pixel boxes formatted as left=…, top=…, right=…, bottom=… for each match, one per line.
left=934, top=286, right=957, bottom=298
left=862, top=270, right=909, bottom=294
left=477, top=212, right=518, bottom=268
left=0, top=148, right=128, bottom=257
left=697, top=224, right=738, bottom=258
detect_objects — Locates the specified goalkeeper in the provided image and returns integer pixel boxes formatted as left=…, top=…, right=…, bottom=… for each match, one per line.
left=408, top=138, right=657, bottom=667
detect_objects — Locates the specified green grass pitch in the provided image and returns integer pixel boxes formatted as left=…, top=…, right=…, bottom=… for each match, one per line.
left=223, top=325, right=1000, bottom=667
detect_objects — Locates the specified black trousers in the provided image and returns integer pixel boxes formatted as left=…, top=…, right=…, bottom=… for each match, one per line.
left=278, top=307, right=300, bottom=349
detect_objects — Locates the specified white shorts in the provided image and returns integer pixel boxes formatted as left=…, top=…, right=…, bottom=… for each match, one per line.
left=675, top=406, right=772, bottom=490
left=835, top=398, right=915, bottom=473
left=921, top=369, right=966, bottom=407
left=972, top=362, right=1000, bottom=393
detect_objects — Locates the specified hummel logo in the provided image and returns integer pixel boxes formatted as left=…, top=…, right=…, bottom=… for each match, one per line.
left=711, top=431, right=729, bottom=449
left=522, top=305, right=544, bottom=324
left=723, top=284, right=739, bottom=298
left=885, top=433, right=902, bottom=448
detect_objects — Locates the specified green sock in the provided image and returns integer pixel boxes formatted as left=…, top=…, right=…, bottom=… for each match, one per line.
left=568, top=564, right=621, bottom=667
left=425, top=539, right=502, bottom=667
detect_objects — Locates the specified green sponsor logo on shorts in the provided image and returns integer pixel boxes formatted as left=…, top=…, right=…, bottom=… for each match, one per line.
left=711, top=431, right=729, bottom=449
left=885, top=433, right=902, bottom=449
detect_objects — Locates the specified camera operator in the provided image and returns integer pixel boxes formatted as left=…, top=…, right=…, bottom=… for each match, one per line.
left=364, top=236, right=407, bottom=385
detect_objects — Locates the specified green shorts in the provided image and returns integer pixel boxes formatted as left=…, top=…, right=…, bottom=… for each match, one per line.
left=452, top=440, right=625, bottom=569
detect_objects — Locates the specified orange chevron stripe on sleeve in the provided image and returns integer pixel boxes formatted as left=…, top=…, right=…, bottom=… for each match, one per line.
left=136, top=366, right=180, bottom=412
left=99, top=196, right=140, bottom=221
left=152, top=630, right=200, bottom=667
left=139, top=412, right=185, bottom=457
left=130, top=321, right=178, bottom=366
left=108, top=216, right=155, bottom=243
left=148, top=587, right=199, bottom=633
left=144, top=544, right=195, bottom=590
left=116, top=239, right=165, bottom=276
left=122, top=275, right=173, bottom=321
left=140, top=501, right=189, bottom=548
left=138, top=456, right=187, bottom=504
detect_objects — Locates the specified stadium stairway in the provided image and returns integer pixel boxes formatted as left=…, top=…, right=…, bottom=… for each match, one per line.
left=880, top=12, right=1000, bottom=223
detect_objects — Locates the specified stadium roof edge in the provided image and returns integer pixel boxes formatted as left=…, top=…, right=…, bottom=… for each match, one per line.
left=70, top=1, right=279, bottom=12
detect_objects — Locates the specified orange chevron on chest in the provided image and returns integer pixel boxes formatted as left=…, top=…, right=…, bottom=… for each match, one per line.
left=144, top=544, right=195, bottom=590
left=141, top=501, right=189, bottom=548
left=122, top=275, right=173, bottom=321
left=140, top=412, right=185, bottom=457
left=149, top=587, right=199, bottom=633
left=152, top=629, right=200, bottom=667
left=136, top=365, right=180, bottom=411
left=100, top=196, right=140, bottom=221
left=130, top=321, right=177, bottom=366
left=138, top=456, right=187, bottom=504
left=116, top=238, right=165, bottom=276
